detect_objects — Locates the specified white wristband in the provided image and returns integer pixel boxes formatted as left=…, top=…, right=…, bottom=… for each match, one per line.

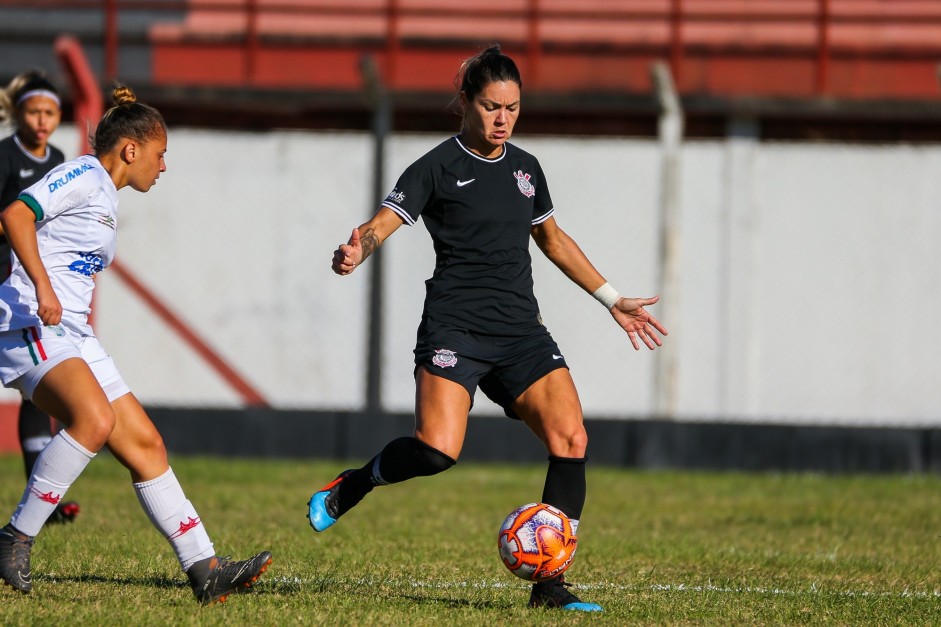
left=592, top=282, right=621, bottom=310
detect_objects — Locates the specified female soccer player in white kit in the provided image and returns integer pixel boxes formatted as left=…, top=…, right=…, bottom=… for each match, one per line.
left=0, top=85, right=271, bottom=604
left=0, top=70, right=82, bottom=524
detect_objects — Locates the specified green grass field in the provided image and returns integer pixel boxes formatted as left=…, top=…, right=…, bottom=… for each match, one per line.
left=0, top=453, right=939, bottom=625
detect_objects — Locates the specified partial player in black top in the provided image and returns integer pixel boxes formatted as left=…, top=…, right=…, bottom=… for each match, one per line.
left=0, top=70, right=77, bottom=525
left=307, top=45, right=667, bottom=612
left=0, top=73, right=66, bottom=209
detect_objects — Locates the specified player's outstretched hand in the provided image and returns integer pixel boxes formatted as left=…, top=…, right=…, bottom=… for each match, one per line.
left=610, top=295, right=668, bottom=350
left=332, top=228, right=362, bottom=276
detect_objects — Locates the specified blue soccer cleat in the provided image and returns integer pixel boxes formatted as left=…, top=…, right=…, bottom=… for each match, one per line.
left=306, top=470, right=352, bottom=532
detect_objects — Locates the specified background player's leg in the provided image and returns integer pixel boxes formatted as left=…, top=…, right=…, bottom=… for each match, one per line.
left=17, top=399, right=52, bottom=481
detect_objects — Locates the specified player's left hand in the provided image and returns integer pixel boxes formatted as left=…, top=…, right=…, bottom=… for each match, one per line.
left=609, top=295, right=668, bottom=350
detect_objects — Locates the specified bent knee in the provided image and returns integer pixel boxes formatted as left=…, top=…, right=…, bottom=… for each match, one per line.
left=109, top=426, right=167, bottom=461
left=410, top=437, right=457, bottom=476
left=547, top=425, right=588, bottom=458
left=77, top=412, right=117, bottom=449
left=136, top=430, right=168, bottom=460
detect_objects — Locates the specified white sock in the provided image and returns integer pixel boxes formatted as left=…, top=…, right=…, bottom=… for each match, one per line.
left=134, top=468, right=214, bottom=571
left=10, top=430, right=95, bottom=537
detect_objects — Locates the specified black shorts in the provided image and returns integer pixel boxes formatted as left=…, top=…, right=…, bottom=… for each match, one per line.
left=413, top=317, right=568, bottom=419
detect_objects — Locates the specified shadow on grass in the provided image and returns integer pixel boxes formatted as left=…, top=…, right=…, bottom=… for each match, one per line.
left=399, top=593, right=515, bottom=610
left=33, top=572, right=297, bottom=596
left=36, top=573, right=182, bottom=589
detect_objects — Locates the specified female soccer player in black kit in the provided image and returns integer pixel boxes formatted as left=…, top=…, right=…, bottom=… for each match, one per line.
left=0, top=71, right=78, bottom=524
left=308, top=45, right=667, bottom=612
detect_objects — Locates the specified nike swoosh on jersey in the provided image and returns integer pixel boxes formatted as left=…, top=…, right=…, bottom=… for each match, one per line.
left=19, top=168, right=34, bottom=178
left=552, top=354, right=564, bottom=360
left=456, top=178, right=475, bottom=187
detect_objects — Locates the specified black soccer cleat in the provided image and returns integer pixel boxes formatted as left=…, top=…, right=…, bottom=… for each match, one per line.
left=529, top=574, right=603, bottom=612
left=186, top=551, right=272, bottom=605
left=0, top=523, right=34, bottom=594
left=46, top=501, right=80, bottom=525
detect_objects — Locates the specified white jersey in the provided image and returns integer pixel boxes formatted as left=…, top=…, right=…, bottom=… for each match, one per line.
left=0, top=154, right=117, bottom=336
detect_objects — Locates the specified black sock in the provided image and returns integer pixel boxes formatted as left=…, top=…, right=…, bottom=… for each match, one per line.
left=18, top=400, right=52, bottom=480
left=541, top=455, right=587, bottom=521
left=374, top=436, right=456, bottom=484
left=337, top=437, right=456, bottom=517
left=335, top=468, right=375, bottom=517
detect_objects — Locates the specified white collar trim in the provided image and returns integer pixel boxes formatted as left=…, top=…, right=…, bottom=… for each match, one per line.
left=13, top=134, right=51, bottom=164
left=453, top=136, right=506, bottom=162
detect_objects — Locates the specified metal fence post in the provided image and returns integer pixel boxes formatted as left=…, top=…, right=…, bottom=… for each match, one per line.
left=361, top=55, right=392, bottom=414
left=651, top=61, right=683, bottom=420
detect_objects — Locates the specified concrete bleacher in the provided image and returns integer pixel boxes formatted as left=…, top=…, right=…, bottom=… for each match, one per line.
left=2, top=0, right=938, bottom=100
left=145, top=0, right=941, bottom=99
left=150, top=0, right=941, bottom=49
left=147, top=0, right=941, bottom=46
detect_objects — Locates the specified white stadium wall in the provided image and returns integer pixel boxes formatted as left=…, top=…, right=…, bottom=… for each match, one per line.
left=7, top=126, right=937, bottom=428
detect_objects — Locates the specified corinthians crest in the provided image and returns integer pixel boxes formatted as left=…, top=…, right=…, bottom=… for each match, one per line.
left=514, top=170, right=535, bottom=198
left=432, top=348, right=458, bottom=368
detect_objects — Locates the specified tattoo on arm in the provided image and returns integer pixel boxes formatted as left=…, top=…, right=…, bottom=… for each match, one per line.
left=360, top=227, right=380, bottom=262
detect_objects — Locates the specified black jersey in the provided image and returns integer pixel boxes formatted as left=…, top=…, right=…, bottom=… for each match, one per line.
left=0, top=133, right=65, bottom=209
left=382, top=136, right=554, bottom=335
left=0, top=133, right=65, bottom=275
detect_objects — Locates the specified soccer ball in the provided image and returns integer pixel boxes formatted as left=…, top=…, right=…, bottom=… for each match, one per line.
left=497, top=502, right=577, bottom=581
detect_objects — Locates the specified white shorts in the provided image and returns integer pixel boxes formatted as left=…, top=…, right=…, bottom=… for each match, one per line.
left=0, top=324, right=130, bottom=402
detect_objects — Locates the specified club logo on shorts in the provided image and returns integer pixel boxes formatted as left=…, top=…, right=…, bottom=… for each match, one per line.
left=432, top=348, right=458, bottom=368
left=514, top=170, right=535, bottom=198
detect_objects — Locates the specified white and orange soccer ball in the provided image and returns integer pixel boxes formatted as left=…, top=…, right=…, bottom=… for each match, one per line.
left=497, top=502, right=577, bottom=581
